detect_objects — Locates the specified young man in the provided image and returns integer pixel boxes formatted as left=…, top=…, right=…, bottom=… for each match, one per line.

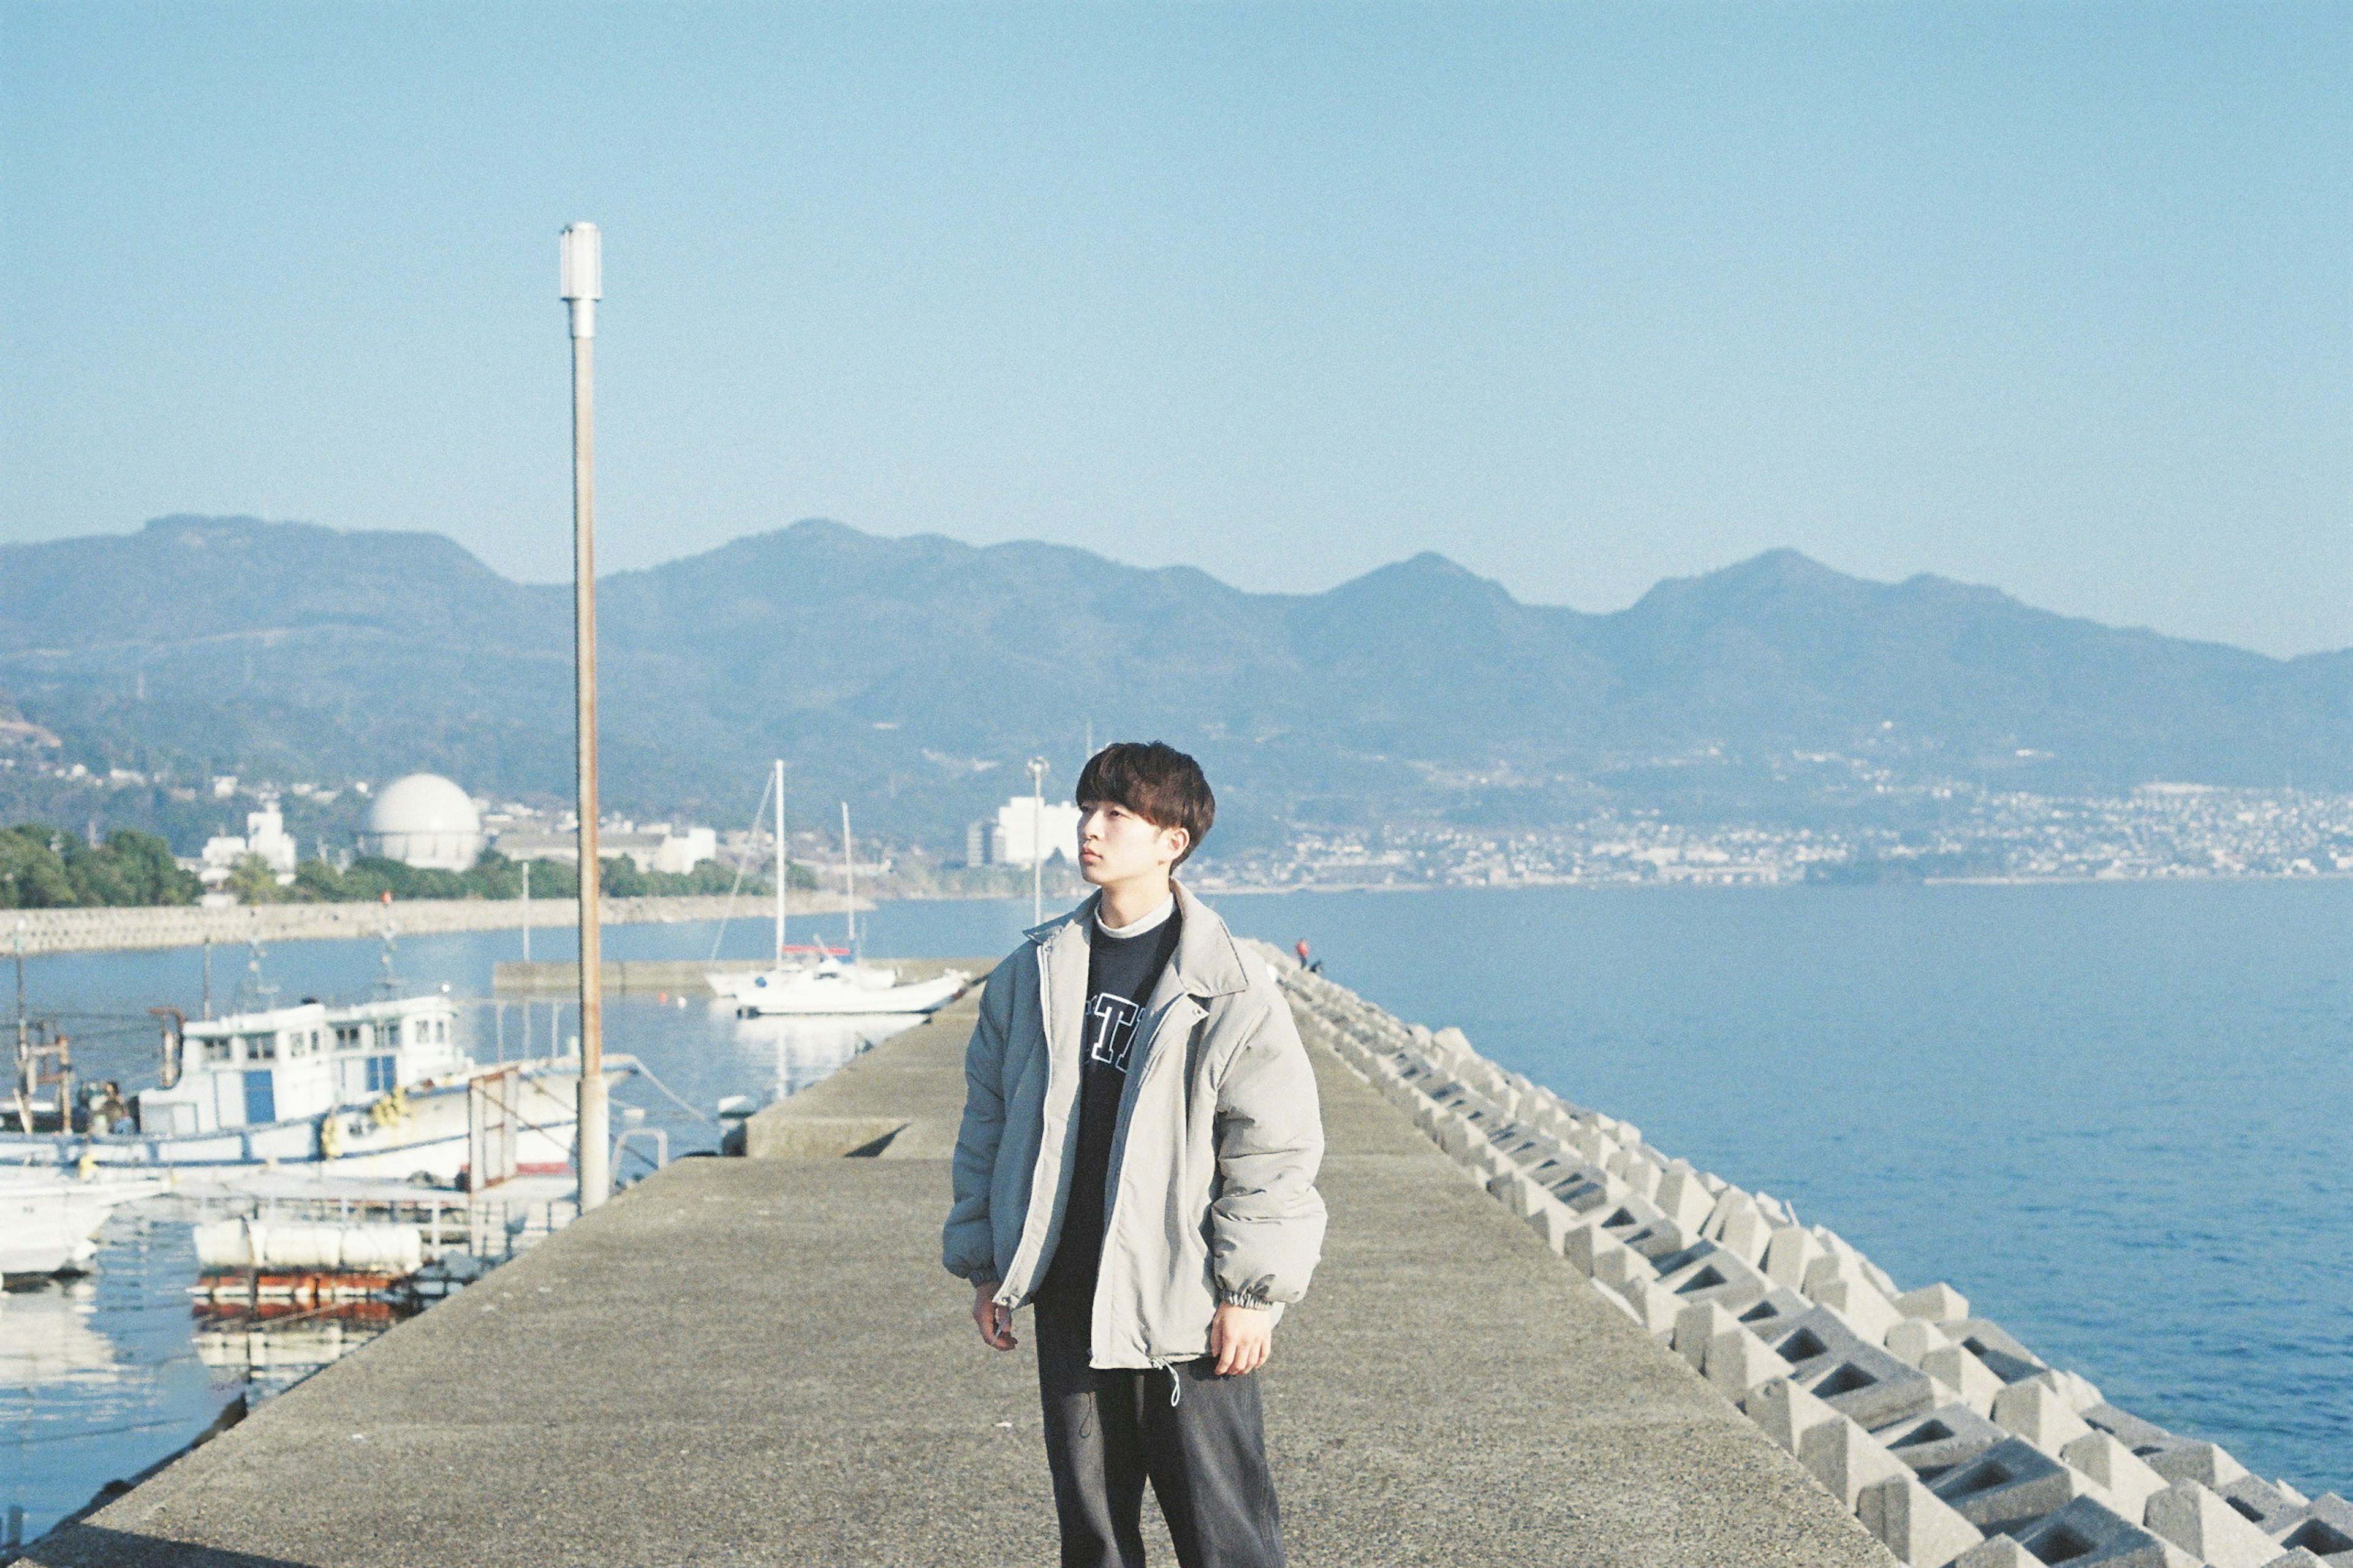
left=943, top=741, right=1327, bottom=1568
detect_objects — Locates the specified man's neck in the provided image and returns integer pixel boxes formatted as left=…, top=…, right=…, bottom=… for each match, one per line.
left=1097, top=874, right=1175, bottom=932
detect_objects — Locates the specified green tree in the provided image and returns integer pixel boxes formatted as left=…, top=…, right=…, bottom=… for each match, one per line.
left=223, top=852, right=289, bottom=904
left=0, top=824, right=78, bottom=907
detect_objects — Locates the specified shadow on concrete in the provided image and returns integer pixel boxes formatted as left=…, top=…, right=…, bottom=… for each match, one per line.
left=20, top=1526, right=316, bottom=1568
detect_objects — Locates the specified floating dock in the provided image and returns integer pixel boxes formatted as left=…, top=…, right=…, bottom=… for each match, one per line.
left=16, top=952, right=2034, bottom=1567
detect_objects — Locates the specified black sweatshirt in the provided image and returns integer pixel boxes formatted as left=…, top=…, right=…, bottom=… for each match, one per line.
left=1039, top=900, right=1182, bottom=1308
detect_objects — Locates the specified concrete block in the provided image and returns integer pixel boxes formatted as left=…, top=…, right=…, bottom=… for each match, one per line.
left=1718, top=1197, right=1776, bottom=1267
left=2260, top=1551, right=2332, bottom=1568
left=1653, top=1240, right=1773, bottom=1315
left=1887, top=1319, right=1957, bottom=1369
left=2005, top=1495, right=2200, bottom=1568
left=1521, top=1194, right=1578, bottom=1255
left=1856, top=1473, right=1984, bottom=1567
left=1811, top=1276, right=1905, bottom=1346
left=1611, top=1273, right=1683, bottom=1337
left=1876, top=1403, right=2009, bottom=1477
left=1919, top=1345, right=2007, bottom=1417
left=2014, top=1366, right=2105, bottom=1415
left=1752, top=1189, right=1796, bottom=1227
left=1941, top=1320, right=2049, bottom=1385
left=1652, top=1164, right=1716, bottom=1232
left=2144, top=1481, right=2292, bottom=1568
left=1991, top=1381, right=2094, bottom=1458
left=1486, top=1170, right=1548, bottom=1220
left=1765, top=1308, right=1942, bottom=1430
left=2136, top=1437, right=2250, bottom=1490
left=1764, top=1224, right=1831, bottom=1290
left=2060, top=1433, right=2171, bottom=1520
left=1729, top=1287, right=1816, bottom=1338
left=1564, top=1222, right=1624, bottom=1281
left=1950, top=1538, right=2037, bottom=1568
left=1704, top=1325, right=1794, bottom=1400
left=2264, top=1494, right=2353, bottom=1561
left=1591, top=1239, right=1658, bottom=1292
left=1928, top=1436, right=2094, bottom=1536
left=1605, top=1146, right=1664, bottom=1200
left=1896, top=1282, right=1970, bottom=1323
left=1800, top=1413, right=1909, bottom=1507
left=1699, top=1187, right=1755, bottom=1242
left=1672, top=1300, right=1741, bottom=1372
left=1743, top=1376, right=1841, bottom=1457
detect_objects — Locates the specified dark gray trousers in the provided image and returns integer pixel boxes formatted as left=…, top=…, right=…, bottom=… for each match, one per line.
left=1034, top=1283, right=1286, bottom=1568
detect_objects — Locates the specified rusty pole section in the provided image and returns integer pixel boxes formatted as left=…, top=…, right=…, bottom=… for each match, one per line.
left=561, top=222, right=610, bottom=1210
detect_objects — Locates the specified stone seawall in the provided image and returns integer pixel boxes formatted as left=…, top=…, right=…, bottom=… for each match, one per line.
left=4, top=892, right=860, bottom=958
left=1264, top=945, right=2348, bottom=1568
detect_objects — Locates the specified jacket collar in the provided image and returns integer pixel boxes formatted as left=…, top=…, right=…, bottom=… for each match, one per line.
left=1024, top=881, right=1254, bottom=1000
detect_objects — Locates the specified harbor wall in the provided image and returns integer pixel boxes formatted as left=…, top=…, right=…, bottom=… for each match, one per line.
left=2, top=892, right=862, bottom=958
left=1262, top=944, right=2348, bottom=1568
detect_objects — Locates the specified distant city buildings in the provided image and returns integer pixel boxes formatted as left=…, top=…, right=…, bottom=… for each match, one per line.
left=1185, top=784, right=2353, bottom=892
left=970, top=797, right=1082, bottom=868
left=195, top=799, right=300, bottom=896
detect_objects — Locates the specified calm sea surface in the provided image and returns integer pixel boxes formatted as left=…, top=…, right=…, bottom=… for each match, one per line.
left=4, top=879, right=2346, bottom=1531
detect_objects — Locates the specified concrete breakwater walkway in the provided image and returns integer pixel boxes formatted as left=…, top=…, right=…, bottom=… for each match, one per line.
left=25, top=953, right=1893, bottom=1567
left=6, top=892, right=861, bottom=958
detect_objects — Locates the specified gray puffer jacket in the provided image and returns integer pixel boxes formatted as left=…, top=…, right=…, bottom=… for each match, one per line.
left=942, top=884, right=1327, bottom=1370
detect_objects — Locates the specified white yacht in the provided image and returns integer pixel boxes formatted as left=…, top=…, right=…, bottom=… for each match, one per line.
left=1, top=992, right=596, bottom=1184
left=711, top=763, right=970, bottom=1018
left=0, top=1167, right=167, bottom=1280
left=736, top=956, right=970, bottom=1017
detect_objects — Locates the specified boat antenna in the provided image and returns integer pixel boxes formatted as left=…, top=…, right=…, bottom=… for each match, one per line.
left=840, top=801, right=855, bottom=963
left=707, top=762, right=776, bottom=963
left=776, top=759, right=789, bottom=966
left=235, top=915, right=278, bottom=1013
left=374, top=900, right=403, bottom=998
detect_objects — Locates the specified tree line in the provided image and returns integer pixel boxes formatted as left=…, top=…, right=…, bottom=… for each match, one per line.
left=2, top=820, right=797, bottom=909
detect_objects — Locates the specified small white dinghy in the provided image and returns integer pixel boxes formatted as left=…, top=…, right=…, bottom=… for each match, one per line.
left=0, top=1167, right=168, bottom=1280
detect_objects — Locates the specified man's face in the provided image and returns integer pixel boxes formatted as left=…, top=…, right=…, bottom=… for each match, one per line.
left=1077, top=799, right=1188, bottom=888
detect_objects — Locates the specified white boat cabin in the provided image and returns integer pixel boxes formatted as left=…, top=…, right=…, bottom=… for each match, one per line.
left=137, top=995, right=466, bottom=1137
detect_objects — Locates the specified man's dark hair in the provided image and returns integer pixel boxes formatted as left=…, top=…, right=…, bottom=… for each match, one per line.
left=1075, top=742, right=1215, bottom=867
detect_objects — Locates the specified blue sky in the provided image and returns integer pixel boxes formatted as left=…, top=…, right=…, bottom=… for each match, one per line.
left=3, top=2, right=2346, bottom=655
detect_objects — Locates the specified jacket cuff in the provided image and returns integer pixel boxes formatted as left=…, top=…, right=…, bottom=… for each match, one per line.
left=1218, top=1289, right=1270, bottom=1308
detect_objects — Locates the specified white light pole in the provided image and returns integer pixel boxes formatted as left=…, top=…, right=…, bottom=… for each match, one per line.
left=1026, top=756, right=1049, bottom=926
left=561, top=222, right=610, bottom=1211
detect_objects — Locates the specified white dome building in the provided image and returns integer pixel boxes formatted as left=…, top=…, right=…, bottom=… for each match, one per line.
left=363, top=774, right=485, bottom=870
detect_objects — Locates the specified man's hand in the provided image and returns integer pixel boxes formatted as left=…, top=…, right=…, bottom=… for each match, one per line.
left=1208, top=1303, right=1271, bottom=1376
left=972, top=1281, right=1017, bottom=1350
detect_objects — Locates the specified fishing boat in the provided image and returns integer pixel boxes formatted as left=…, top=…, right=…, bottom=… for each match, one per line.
left=1, top=990, right=601, bottom=1184
left=0, top=1167, right=169, bottom=1280
left=713, top=763, right=971, bottom=1017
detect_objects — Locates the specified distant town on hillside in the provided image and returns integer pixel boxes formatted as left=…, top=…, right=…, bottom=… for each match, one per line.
left=2, top=514, right=2347, bottom=906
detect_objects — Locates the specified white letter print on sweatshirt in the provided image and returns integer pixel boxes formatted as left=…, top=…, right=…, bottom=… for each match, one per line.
left=1083, top=993, right=1144, bottom=1072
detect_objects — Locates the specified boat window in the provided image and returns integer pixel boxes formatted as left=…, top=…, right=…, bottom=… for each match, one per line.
left=247, top=1034, right=278, bottom=1062
left=203, top=1037, right=231, bottom=1066
left=287, top=1032, right=308, bottom=1059
left=434, top=1018, right=448, bottom=1043
left=335, top=1025, right=361, bottom=1051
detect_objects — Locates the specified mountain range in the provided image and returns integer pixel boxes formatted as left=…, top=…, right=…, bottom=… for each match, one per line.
left=3, top=515, right=2346, bottom=849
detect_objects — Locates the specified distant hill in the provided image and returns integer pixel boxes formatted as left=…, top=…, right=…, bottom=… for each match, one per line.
left=3, top=515, right=2346, bottom=848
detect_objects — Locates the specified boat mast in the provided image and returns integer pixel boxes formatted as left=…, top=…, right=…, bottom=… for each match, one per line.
left=841, top=801, right=855, bottom=960
left=773, top=758, right=786, bottom=966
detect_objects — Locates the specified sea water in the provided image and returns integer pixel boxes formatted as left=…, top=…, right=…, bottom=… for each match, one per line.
left=4, top=879, right=2344, bottom=1532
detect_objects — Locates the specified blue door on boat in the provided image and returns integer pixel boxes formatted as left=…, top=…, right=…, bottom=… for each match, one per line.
left=242, top=1070, right=276, bottom=1126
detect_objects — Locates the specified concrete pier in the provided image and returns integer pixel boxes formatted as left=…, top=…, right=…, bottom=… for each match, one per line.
left=26, top=979, right=1897, bottom=1566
